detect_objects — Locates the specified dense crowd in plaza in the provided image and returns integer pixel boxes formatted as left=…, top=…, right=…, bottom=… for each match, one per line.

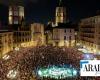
left=0, top=46, right=97, bottom=80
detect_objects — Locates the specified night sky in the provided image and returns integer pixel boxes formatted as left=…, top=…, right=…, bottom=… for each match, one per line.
left=0, top=0, right=100, bottom=25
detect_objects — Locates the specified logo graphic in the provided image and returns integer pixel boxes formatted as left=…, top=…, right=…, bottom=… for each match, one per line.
left=80, top=60, right=100, bottom=76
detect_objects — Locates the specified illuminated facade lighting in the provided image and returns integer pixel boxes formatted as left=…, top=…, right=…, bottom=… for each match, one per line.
left=0, top=31, right=13, bottom=58
left=79, top=15, right=100, bottom=53
left=55, top=7, right=67, bottom=26
left=52, top=28, right=75, bottom=47
left=9, top=6, right=24, bottom=25
left=31, top=23, right=45, bottom=46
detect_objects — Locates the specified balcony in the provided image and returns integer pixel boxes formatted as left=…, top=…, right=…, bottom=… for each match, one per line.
left=81, top=37, right=94, bottom=43
left=81, top=34, right=94, bottom=38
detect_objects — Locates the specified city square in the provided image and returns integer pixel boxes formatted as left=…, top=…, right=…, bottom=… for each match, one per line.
left=0, top=46, right=93, bottom=80
left=0, top=0, right=100, bottom=80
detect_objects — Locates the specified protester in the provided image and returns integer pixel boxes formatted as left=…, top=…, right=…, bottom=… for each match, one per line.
left=0, top=46, right=96, bottom=80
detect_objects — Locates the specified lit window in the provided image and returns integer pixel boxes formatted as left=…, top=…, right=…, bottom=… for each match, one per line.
left=19, top=12, right=24, bottom=17
left=57, top=13, right=61, bottom=17
left=9, top=16, right=12, bottom=24
left=9, top=11, right=12, bottom=16
left=19, top=7, right=24, bottom=17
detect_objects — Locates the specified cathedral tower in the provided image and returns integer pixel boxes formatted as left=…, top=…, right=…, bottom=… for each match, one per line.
left=9, top=6, right=24, bottom=25
left=55, top=0, right=67, bottom=26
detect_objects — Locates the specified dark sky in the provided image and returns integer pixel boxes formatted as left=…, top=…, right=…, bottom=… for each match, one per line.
left=0, top=0, right=100, bottom=25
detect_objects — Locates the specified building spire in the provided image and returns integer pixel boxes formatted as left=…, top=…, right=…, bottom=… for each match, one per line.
left=59, top=0, right=62, bottom=6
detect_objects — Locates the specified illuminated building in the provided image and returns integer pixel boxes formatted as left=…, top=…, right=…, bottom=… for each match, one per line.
left=0, top=30, right=13, bottom=58
left=79, top=15, right=100, bottom=53
left=46, top=23, right=75, bottom=47
left=13, top=19, right=32, bottom=48
left=45, top=24, right=53, bottom=45
left=46, top=0, right=75, bottom=47
left=52, top=23, right=75, bottom=47
left=55, top=0, right=68, bottom=26
left=13, top=31, right=32, bottom=48
left=9, top=6, right=24, bottom=25
left=31, top=23, right=45, bottom=46
left=8, top=4, right=33, bottom=48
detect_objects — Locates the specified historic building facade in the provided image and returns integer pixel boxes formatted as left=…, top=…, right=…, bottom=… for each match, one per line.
left=31, top=23, right=45, bottom=46
left=0, top=31, right=13, bottom=58
left=52, top=24, right=75, bottom=47
left=46, top=0, right=75, bottom=47
left=9, top=6, right=24, bottom=25
left=46, top=23, right=75, bottom=47
left=55, top=0, right=68, bottom=26
left=79, top=15, right=100, bottom=53
left=13, top=30, right=32, bottom=48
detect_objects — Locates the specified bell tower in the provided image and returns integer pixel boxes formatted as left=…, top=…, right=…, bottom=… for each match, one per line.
left=55, top=0, right=67, bottom=26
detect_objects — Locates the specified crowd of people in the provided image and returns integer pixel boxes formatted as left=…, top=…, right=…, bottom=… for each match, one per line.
left=0, top=45, right=97, bottom=80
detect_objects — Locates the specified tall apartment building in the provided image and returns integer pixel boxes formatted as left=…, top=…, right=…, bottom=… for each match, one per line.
left=79, top=15, right=100, bottom=53
left=0, top=31, right=13, bottom=58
